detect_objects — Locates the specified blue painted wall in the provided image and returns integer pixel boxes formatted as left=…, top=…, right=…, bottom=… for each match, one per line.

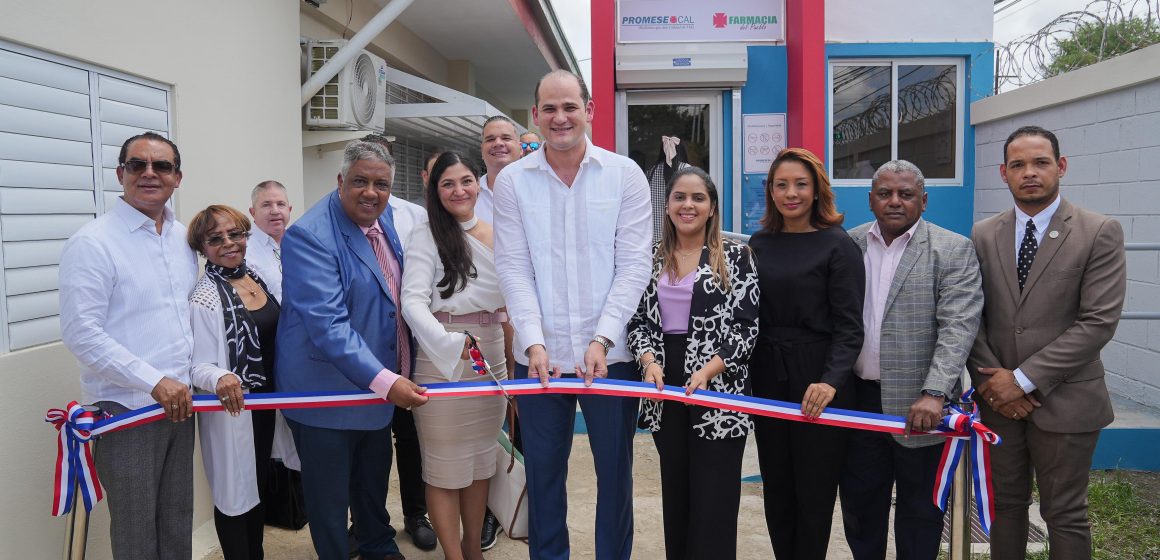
left=739, top=45, right=789, bottom=234
left=732, top=42, right=993, bottom=236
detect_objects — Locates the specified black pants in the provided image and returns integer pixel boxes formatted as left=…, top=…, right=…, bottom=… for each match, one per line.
left=840, top=378, right=945, bottom=560
left=390, top=407, right=426, bottom=518
left=214, top=407, right=276, bottom=560
left=752, top=337, right=850, bottom=560
left=652, top=334, right=747, bottom=560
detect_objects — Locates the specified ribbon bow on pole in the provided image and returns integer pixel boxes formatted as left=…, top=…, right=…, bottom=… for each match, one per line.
left=932, top=388, right=1002, bottom=535
left=46, top=401, right=104, bottom=516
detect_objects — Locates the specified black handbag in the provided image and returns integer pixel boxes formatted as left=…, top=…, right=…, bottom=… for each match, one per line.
left=263, top=459, right=307, bottom=530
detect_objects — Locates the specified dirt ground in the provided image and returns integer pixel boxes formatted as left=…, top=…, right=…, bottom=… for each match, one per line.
left=205, top=433, right=869, bottom=559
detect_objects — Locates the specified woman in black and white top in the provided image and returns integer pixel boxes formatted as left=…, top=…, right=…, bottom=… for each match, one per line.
left=188, top=205, right=280, bottom=560
left=627, top=167, right=760, bottom=560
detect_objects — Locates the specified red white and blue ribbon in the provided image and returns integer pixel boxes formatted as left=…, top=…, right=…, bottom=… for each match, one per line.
left=46, top=401, right=104, bottom=516
left=47, top=378, right=997, bottom=526
left=932, top=388, right=1002, bottom=535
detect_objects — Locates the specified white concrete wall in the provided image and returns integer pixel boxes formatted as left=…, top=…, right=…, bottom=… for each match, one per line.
left=0, top=1, right=303, bottom=557
left=972, top=45, right=1160, bottom=408
left=826, top=0, right=992, bottom=43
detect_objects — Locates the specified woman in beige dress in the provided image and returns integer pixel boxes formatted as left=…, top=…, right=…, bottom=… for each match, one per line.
left=401, top=151, right=511, bottom=560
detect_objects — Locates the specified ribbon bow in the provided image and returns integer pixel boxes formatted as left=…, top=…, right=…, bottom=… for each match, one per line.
left=46, top=401, right=104, bottom=516
left=932, top=388, right=1002, bottom=535
left=661, top=136, right=681, bottom=166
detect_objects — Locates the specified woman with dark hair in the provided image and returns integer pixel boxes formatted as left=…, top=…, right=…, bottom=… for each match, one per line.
left=400, top=151, right=511, bottom=560
left=627, top=167, right=759, bottom=559
left=646, top=136, right=692, bottom=243
left=187, top=204, right=281, bottom=560
left=747, top=148, right=866, bottom=559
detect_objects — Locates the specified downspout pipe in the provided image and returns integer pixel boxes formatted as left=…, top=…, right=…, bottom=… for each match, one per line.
left=300, top=0, right=416, bottom=106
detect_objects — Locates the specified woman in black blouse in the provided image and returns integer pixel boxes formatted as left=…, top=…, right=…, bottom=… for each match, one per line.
left=747, top=148, right=866, bottom=560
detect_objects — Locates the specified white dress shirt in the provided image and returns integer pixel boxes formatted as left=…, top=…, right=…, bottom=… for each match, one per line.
left=59, top=198, right=199, bottom=409
left=493, top=137, right=653, bottom=368
left=401, top=222, right=506, bottom=380
left=389, top=196, right=429, bottom=248
left=476, top=174, right=495, bottom=225
left=246, top=226, right=282, bottom=303
left=855, top=219, right=920, bottom=381
left=1011, top=194, right=1061, bottom=393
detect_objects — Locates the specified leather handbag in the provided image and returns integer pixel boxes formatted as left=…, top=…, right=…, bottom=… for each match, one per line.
left=487, top=404, right=528, bottom=540
left=263, top=459, right=307, bottom=530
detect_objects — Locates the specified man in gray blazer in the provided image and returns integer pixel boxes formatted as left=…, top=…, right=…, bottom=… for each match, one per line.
left=969, top=126, right=1126, bottom=559
left=841, top=160, right=984, bottom=560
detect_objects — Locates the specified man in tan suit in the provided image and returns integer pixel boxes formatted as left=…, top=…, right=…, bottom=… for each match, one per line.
left=969, top=125, right=1126, bottom=559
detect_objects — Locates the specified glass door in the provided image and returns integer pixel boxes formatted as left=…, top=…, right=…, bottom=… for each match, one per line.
left=619, top=91, right=722, bottom=185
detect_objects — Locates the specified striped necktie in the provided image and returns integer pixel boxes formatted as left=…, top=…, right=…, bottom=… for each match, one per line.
left=366, top=226, right=411, bottom=378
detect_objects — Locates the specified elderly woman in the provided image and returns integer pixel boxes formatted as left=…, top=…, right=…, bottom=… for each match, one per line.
left=748, top=148, right=866, bottom=560
left=401, top=151, right=512, bottom=560
left=188, top=204, right=281, bottom=560
left=627, top=167, right=759, bottom=560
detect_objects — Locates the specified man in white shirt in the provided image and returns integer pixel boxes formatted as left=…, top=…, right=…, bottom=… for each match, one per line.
left=59, top=132, right=200, bottom=560
left=493, top=70, right=652, bottom=560
left=841, top=160, right=983, bottom=560
left=246, top=180, right=291, bottom=302
left=477, top=115, right=521, bottom=224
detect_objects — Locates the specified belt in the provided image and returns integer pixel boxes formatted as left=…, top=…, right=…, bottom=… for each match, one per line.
left=432, top=310, right=508, bottom=326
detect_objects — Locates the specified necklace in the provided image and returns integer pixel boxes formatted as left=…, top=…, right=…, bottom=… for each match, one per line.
left=675, top=247, right=700, bottom=258
left=231, top=278, right=258, bottom=297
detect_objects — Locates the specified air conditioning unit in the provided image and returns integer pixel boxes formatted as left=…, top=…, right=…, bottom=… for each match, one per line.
left=305, top=40, right=387, bottom=133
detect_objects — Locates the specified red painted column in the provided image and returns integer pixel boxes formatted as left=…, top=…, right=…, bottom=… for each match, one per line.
left=590, top=0, right=616, bottom=150
left=786, top=0, right=826, bottom=157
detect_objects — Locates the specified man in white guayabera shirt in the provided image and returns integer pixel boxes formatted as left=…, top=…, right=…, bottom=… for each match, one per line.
left=492, top=69, right=652, bottom=560
left=59, top=131, right=200, bottom=560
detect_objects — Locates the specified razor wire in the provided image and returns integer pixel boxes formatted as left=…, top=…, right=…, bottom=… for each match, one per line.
left=995, top=0, right=1160, bottom=91
left=833, top=66, right=957, bottom=146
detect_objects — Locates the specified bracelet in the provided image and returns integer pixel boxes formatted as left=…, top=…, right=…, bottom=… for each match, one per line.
left=639, top=358, right=655, bottom=371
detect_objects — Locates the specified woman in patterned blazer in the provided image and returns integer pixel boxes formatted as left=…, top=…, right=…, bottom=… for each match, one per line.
left=627, top=166, right=760, bottom=560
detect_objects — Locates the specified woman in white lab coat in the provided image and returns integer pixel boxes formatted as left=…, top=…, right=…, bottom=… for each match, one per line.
left=187, top=204, right=280, bottom=560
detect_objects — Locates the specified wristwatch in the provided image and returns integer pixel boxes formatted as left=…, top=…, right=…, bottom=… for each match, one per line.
left=592, top=335, right=615, bottom=353
left=922, top=389, right=947, bottom=400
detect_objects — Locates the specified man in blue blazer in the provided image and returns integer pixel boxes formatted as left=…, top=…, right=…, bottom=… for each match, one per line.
left=276, top=141, right=428, bottom=560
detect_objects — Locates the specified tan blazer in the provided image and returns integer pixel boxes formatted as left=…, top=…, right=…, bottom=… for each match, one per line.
left=968, top=198, right=1126, bottom=433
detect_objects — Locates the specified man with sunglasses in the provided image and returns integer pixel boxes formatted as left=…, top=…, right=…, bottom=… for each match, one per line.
left=520, top=131, right=542, bottom=157
left=59, top=132, right=201, bottom=559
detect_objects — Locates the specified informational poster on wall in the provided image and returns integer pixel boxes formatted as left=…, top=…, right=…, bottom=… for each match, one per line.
left=742, top=113, right=786, bottom=175
left=618, top=0, right=785, bottom=43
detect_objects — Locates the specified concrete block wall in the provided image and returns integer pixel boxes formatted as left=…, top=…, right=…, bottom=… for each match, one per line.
left=973, top=77, right=1160, bottom=408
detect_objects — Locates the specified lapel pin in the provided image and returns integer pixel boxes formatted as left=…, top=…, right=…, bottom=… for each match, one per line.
left=1049, top=230, right=1059, bottom=239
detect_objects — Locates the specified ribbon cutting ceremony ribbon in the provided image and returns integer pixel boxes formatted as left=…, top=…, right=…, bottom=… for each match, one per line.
left=46, top=378, right=999, bottom=533
left=45, top=401, right=104, bottom=516
left=932, top=388, right=1002, bottom=535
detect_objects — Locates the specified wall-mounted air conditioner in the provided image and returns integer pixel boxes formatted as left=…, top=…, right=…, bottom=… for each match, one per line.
left=305, top=40, right=387, bottom=133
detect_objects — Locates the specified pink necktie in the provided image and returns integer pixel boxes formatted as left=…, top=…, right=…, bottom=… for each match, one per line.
left=366, top=227, right=411, bottom=379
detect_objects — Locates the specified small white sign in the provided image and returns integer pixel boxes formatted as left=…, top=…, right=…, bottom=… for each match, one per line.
left=742, top=113, right=787, bottom=175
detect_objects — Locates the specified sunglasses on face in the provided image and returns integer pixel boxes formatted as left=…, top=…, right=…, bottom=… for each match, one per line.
left=204, top=230, right=250, bottom=247
left=521, top=142, right=540, bottom=150
left=120, top=158, right=177, bottom=175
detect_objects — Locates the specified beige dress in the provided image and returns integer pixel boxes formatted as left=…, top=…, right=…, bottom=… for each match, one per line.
left=400, top=222, right=507, bottom=489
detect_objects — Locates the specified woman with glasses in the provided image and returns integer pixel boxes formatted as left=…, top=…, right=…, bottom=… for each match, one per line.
left=626, top=167, right=759, bottom=560
left=187, top=205, right=281, bottom=560
left=401, top=152, right=512, bottom=560
left=748, top=148, right=866, bottom=560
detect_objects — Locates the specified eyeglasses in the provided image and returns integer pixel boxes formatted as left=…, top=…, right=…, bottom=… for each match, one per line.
left=521, top=142, right=540, bottom=151
left=204, top=231, right=250, bottom=247
left=120, top=159, right=177, bottom=175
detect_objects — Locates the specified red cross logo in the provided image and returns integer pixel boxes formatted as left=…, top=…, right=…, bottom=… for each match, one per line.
left=713, top=12, right=727, bottom=28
